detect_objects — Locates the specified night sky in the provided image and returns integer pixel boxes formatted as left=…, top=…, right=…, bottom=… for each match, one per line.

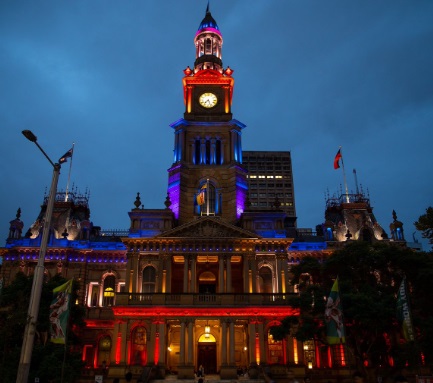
left=1, top=1, right=432, bottom=250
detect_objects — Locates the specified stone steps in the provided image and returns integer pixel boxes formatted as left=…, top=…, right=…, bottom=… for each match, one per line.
left=152, top=375, right=265, bottom=383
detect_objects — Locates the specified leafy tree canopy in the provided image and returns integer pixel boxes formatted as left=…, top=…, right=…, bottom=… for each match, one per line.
left=0, top=273, right=85, bottom=383
left=414, top=206, right=433, bottom=248
left=271, top=241, right=433, bottom=376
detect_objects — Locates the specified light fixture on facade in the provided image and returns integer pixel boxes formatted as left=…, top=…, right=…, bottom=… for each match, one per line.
left=205, top=321, right=210, bottom=338
left=308, top=361, right=313, bottom=369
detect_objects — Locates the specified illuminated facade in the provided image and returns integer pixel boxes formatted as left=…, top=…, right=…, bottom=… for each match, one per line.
left=0, top=6, right=406, bottom=383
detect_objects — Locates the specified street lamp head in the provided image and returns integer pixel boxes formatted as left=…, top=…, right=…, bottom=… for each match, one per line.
left=22, top=130, right=37, bottom=142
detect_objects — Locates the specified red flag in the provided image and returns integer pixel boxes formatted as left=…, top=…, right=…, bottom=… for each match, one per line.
left=334, top=149, right=342, bottom=169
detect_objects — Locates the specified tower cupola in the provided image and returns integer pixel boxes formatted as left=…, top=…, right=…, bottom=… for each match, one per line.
left=194, top=5, right=223, bottom=73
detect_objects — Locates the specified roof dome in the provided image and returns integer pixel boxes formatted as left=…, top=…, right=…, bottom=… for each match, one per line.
left=197, top=5, right=221, bottom=35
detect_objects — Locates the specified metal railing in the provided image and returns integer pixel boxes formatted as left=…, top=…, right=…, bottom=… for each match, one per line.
left=115, top=292, right=297, bottom=307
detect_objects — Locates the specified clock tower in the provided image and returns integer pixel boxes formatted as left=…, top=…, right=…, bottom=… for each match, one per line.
left=167, top=5, right=247, bottom=225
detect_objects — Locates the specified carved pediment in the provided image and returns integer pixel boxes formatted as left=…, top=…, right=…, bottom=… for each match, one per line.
left=157, top=217, right=259, bottom=239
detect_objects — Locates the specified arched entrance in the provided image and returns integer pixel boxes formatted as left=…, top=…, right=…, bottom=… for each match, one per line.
left=198, top=271, right=217, bottom=294
left=197, top=333, right=217, bottom=374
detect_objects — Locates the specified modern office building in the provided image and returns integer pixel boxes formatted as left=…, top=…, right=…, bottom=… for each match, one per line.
left=243, top=151, right=296, bottom=224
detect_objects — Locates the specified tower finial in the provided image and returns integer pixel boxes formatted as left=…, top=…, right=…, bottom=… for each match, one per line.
left=206, top=0, right=210, bottom=14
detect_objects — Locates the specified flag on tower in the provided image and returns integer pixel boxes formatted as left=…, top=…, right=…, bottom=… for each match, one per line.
left=59, top=147, right=74, bottom=164
left=325, top=278, right=346, bottom=344
left=49, top=279, right=73, bottom=344
left=196, top=184, right=207, bottom=206
left=334, top=149, right=342, bottom=169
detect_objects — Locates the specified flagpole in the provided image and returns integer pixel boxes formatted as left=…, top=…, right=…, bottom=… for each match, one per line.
left=353, top=169, right=359, bottom=195
left=339, top=147, right=350, bottom=203
left=64, top=143, right=75, bottom=202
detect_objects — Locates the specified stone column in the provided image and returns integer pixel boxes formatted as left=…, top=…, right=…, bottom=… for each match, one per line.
left=282, top=253, right=289, bottom=294
left=125, top=252, right=134, bottom=294
left=190, top=255, right=196, bottom=293
left=248, top=322, right=256, bottom=364
left=243, top=255, right=249, bottom=293
left=249, top=256, right=257, bottom=293
left=174, top=131, right=179, bottom=162
left=179, top=130, right=184, bottom=161
left=187, top=320, right=194, bottom=365
left=159, top=322, right=166, bottom=367
left=163, top=254, right=171, bottom=293
left=230, top=131, right=235, bottom=162
left=229, top=320, right=235, bottom=365
left=237, top=131, right=242, bottom=163
left=226, top=255, right=232, bottom=293
left=148, top=322, right=156, bottom=364
left=218, top=256, right=224, bottom=293
left=120, top=321, right=128, bottom=365
left=278, top=256, right=283, bottom=293
left=183, top=255, right=189, bottom=293
left=258, top=321, right=265, bottom=364
left=110, top=321, right=120, bottom=363
left=221, top=320, right=227, bottom=365
left=132, top=253, right=139, bottom=293
left=180, top=320, right=186, bottom=365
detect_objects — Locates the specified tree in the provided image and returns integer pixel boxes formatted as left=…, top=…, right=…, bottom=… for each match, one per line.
left=0, top=273, right=85, bottom=383
left=415, top=206, right=433, bottom=248
left=271, top=242, right=433, bottom=377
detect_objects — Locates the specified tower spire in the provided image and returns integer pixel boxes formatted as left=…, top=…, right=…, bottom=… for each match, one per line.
left=194, top=3, right=223, bottom=73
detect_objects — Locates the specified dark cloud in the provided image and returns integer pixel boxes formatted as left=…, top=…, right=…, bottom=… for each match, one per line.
left=1, top=0, right=432, bottom=249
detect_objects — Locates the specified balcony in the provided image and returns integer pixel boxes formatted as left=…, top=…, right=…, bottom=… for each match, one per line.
left=115, top=292, right=297, bottom=307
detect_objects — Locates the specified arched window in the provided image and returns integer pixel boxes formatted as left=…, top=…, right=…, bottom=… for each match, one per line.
left=142, top=266, right=156, bottom=293
left=258, top=267, right=273, bottom=293
left=195, top=140, right=201, bottom=164
left=215, top=140, right=222, bottom=165
left=205, top=38, right=212, bottom=54
left=196, top=182, right=219, bottom=216
left=205, top=140, right=211, bottom=164
left=103, top=275, right=115, bottom=306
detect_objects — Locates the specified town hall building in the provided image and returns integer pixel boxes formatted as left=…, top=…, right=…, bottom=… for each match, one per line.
left=0, top=6, right=405, bottom=382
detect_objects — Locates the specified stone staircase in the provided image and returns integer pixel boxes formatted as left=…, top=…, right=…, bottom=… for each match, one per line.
left=151, top=374, right=265, bottom=383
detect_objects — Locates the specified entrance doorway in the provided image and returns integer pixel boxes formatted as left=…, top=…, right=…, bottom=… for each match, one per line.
left=197, top=343, right=217, bottom=374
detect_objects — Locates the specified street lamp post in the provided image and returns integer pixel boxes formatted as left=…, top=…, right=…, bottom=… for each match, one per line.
left=16, top=130, right=61, bottom=383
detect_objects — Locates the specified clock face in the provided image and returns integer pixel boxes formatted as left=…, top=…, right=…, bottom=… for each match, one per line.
left=199, top=92, right=218, bottom=108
